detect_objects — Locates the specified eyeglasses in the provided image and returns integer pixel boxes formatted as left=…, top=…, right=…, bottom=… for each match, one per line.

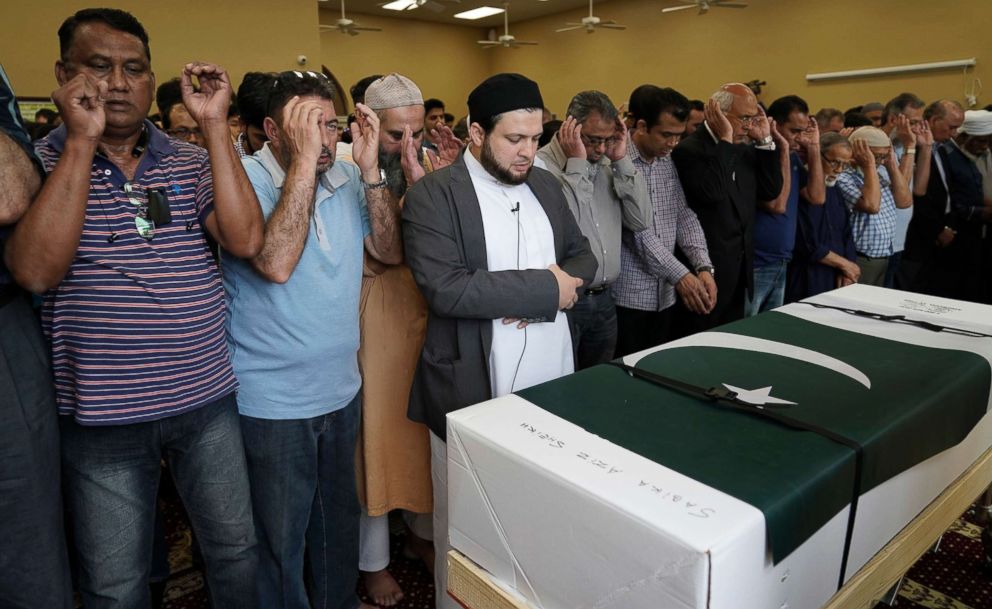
left=823, top=158, right=852, bottom=171
left=123, top=183, right=172, bottom=241
left=581, top=133, right=620, bottom=148
left=728, top=113, right=757, bottom=127
left=166, top=127, right=201, bottom=140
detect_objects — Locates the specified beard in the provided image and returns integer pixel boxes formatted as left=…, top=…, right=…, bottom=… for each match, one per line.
left=277, top=143, right=334, bottom=175
left=378, top=146, right=422, bottom=199
left=315, top=145, right=334, bottom=175
left=825, top=175, right=839, bottom=187
left=480, top=137, right=531, bottom=185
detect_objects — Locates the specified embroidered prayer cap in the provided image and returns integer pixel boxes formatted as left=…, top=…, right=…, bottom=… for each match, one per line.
left=467, top=73, right=544, bottom=124
left=849, top=126, right=891, bottom=148
left=364, top=73, right=424, bottom=111
left=861, top=102, right=884, bottom=114
left=961, top=110, right=992, bottom=137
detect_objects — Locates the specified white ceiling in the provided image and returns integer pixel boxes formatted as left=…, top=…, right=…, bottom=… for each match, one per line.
left=319, top=0, right=609, bottom=28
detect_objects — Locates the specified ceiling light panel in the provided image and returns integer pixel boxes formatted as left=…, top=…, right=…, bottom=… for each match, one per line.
left=454, top=6, right=505, bottom=19
left=382, top=0, right=417, bottom=10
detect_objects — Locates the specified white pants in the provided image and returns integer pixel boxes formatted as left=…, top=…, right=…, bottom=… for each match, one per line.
left=359, top=511, right=434, bottom=572
left=431, top=431, right=459, bottom=609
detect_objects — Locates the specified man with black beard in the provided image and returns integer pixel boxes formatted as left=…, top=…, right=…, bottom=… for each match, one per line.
left=402, top=73, right=597, bottom=608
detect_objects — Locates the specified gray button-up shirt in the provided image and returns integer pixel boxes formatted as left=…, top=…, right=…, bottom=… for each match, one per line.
left=536, top=135, right=652, bottom=287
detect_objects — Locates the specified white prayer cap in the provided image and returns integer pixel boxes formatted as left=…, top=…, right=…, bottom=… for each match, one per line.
left=849, top=126, right=891, bottom=148
left=364, top=73, right=423, bottom=111
left=961, top=110, right=992, bottom=136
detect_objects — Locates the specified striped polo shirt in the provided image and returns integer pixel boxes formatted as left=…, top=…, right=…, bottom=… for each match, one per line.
left=35, top=121, right=238, bottom=425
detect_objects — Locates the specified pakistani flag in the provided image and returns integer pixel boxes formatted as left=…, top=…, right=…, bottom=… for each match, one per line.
left=517, top=309, right=991, bottom=564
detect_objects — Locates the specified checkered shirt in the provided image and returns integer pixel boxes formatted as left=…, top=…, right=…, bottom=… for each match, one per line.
left=612, top=140, right=711, bottom=312
left=835, top=165, right=896, bottom=258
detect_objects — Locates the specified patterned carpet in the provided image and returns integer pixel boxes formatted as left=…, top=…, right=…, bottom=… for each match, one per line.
left=158, top=483, right=990, bottom=609
left=874, top=509, right=992, bottom=609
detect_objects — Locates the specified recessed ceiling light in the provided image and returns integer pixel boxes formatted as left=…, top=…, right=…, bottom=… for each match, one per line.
left=382, top=0, right=416, bottom=10
left=454, top=6, right=505, bottom=19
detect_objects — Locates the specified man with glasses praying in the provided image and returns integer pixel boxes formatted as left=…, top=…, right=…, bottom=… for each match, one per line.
left=786, top=132, right=866, bottom=301
left=5, top=7, right=265, bottom=608
left=835, top=126, right=913, bottom=286
left=670, top=82, right=783, bottom=335
left=536, top=89, right=651, bottom=367
left=222, top=69, right=399, bottom=609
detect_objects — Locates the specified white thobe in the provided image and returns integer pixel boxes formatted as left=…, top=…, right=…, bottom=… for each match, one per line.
left=464, top=150, right=574, bottom=397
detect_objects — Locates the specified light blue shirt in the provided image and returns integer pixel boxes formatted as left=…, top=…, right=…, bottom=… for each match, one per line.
left=224, top=144, right=370, bottom=420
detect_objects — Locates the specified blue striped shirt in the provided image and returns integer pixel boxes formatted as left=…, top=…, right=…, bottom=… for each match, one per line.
left=35, top=122, right=238, bottom=425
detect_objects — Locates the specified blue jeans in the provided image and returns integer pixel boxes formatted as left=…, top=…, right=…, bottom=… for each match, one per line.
left=0, top=295, right=72, bottom=609
left=571, top=289, right=619, bottom=370
left=60, top=393, right=258, bottom=609
left=240, top=394, right=362, bottom=609
left=745, top=261, right=788, bottom=317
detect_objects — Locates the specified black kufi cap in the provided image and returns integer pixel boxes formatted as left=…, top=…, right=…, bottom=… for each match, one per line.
left=467, top=73, right=543, bottom=124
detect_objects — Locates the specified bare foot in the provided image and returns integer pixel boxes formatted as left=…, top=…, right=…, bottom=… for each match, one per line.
left=362, top=569, right=404, bottom=607
left=403, top=535, right=436, bottom=576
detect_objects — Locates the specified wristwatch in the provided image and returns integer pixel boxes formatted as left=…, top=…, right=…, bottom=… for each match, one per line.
left=758, top=135, right=774, bottom=146
left=696, top=265, right=715, bottom=276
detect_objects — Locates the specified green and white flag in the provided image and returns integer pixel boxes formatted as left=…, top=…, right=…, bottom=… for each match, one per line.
left=519, top=290, right=990, bottom=563
left=447, top=285, right=992, bottom=609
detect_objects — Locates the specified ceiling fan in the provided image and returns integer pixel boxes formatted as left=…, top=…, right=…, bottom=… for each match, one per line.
left=319, top=0, right=382, bottom=35
left=662, top=0, right=748, bottom=14
left=556, top=0, right=626, bottom=33
left=379, top=0, right=461, bottom=13
left=477, top=3, right=537, bottom=49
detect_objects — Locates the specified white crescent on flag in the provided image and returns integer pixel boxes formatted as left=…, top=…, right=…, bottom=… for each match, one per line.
left=623, top=331, right=872, bottom=390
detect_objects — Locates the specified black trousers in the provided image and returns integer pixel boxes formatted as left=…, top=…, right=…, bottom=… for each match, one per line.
left=0, top=292, right=72, bottom=609
left=615, top=305, right=674, bottom=358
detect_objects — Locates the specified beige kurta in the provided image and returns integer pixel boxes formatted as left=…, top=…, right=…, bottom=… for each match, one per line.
left=356, top=261, right=433, bottom=516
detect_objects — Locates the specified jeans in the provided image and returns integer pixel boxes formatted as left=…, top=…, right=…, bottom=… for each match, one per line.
left=240, top=394, right=362, bottom=609
left=60, top=393, right=258, bottom=609
left=0, top=294, right=72, bottom=609
left=571, top=289, right=618, bottom=370
left=745, top=261, right=788, bottom=317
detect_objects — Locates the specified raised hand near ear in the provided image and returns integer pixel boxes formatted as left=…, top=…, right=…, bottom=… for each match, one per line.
left=430, top=124, right=463, bottom=169
left=181, top=62, right=233, bottom=127
left=558, top=116, right=585, bottom=159
left=352, top=102, right=382, bottom=182
left=705, top=98, right=733, bottom=143
left=54, top=74, right=107, bottom=142
left=400, top=124, right=426, bottom=186
left=606, top=116, right=629, bottom=162
left=747, top=105, right=771, bottom=143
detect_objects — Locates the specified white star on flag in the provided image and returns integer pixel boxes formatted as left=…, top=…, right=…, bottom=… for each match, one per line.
left=722, top=384, right=797, bottom=407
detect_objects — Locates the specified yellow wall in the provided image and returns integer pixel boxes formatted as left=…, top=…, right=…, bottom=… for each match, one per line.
left=0, top=0, right=321, bottom=99
left=319, top=8, right=490, bottom=117
left=489, top=0, right=990, bottom=116
left=2, top=0, right=987, bottom=119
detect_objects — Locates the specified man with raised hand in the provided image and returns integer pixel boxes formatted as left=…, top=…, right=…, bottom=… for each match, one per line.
left=537, top=89, right=651, bottom=368
left=224, top=70, right=399, bottom=609
left=6, top=8, right=264, bottom=608
left=670, top=82, right=783, bottom=334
